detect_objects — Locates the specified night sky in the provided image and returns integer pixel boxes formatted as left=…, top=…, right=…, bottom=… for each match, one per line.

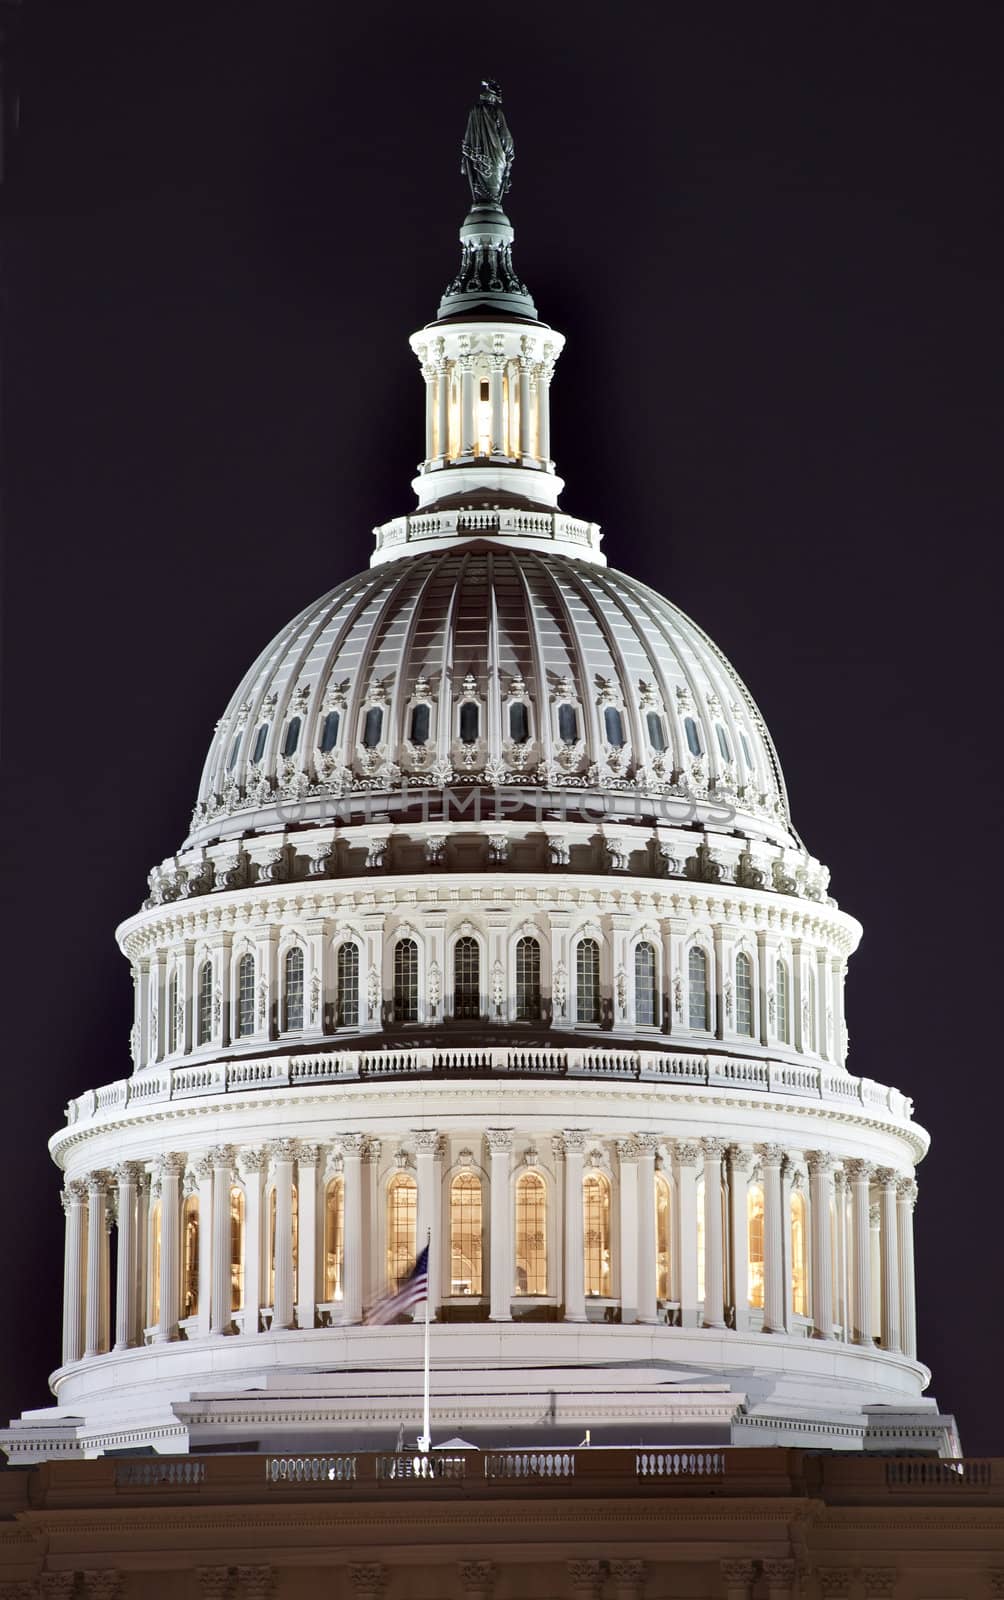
left=1, top=2, right=1001, bottom=1449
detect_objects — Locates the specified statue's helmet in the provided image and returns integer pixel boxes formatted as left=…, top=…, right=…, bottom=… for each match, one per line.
left=480, top=79, right=503, bottom=103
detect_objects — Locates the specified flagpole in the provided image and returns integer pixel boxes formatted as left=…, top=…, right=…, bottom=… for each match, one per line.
left=417, top=1229, right=431, bottom=1455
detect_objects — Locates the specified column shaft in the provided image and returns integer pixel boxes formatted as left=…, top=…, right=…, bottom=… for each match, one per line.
left=62, top=1184, right=87, bottom=1364
left=848, top=1160, right=874, bottom=1345
left=877, top=1168, right=901, bottom=1353
left=437, top=365, right=449, bottom=461
left=156, top=1159, right=183, bottom=1343
left=563, top=1134, right=586, bottom=1322
left=488, top=1133, right=512, bottom=1322
left=636, top=1140, right=657, bottom=1324
left=761, top=1146, right=785, bottom=1333
left=460, top=363, right=474, bottom=455
left=271, top=1146, right=296, bottom=1330
left=808, top=1153, right=835, bottom=1339
left=341, top=1137, right=364, bottom=1324
left=728, top=1148, right=752, bottom=1330
left=701, top=1140, right=725, bottom=1328
left=113, top=1167, right=139, bottom=1351
left=210, top=1150, right=235, bottom=1336
left=414, top=1133, right=441, bottom=1319
left=674, top=1144, right=700, bottom=1327
left=196, top=1162, right=213, bottom=1337
left=85, top=1177, right=108, bottom=1358
left=296, top=1149, right=319, bottom=1330
left=241, top=1152, right=265, bottom=1336
left=897, top=1179, right=918, bottom=1359
left=518, top=362, right=532, bottom=458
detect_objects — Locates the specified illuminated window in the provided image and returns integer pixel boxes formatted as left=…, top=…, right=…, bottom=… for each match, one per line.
left=450, top=1171, right=482, bottom=1295
left=646, top=711, right=667, bottom=753
left=805, top=963, right=816, bottom=1051
left=410, top=703, right=430, bottom=746
left=362, top=707, right=383, bottom=749
left=635, top=941, right=657, bottom=1026
left=583, top=1171, right=611, bottom=1297
left=791, top=1190, right=808, bottom=1316
left=776, top=959, right=790, bottom=1044
left=393, top=939, right=418, bottom=1023
left=576, top=938, right=600, bottom=1023
left=320, top=709, right=340, bottom=753
left=459, top=701, right=479, bottom=743
left=251, top=723, right=269, bottom=764
left=558, top=703, right=578, bottom=745
left=716, top=724, right=731, bottom=762
left=684, top=716, right=701, bottom=757
left=514, top=1171, right=547, bottom=1295
left=453, top=936, right=480, bottom=1019
left=167, top=970, right=178, bottom=1054
left=182, top=1194, right=199, bottom=1320
left=735, top=952, right=754, bottom=1037
left=283, top=947, right=304, bottom=1032
left=266, top=1182, right=300, bottom=1307
left=509, top=701, right=529, bottom=744
left=688, top=946, right=709, bottom=1030
left=149, top=1200, right=161, bottom=1327
left=282, top=717, right=301, bottom=758
left=324, top=1177, right=344, bottom=1302
left=337, top=943, right=360, bottom=1026
left=237, top=953, right=255, bottom=1038
left=655, top=1173, right=672, bottom=1300
left=748, top=1186, right=765, bottom=1309
left=515, top=935, right=541, bottom=1021
left=197, top=960, right=213, bottom=1045
left=230, top=1185, right=245, bottom=1312
left=387, top=1173, right=417, bottom=1292
left=604, top=706, right=625, bottom=748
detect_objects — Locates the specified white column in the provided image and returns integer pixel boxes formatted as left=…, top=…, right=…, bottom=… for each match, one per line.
left=807, top=1151, right=835, bottom=1340
left=341, top=1134, right=365, bottom=1324
left=562, top=1131, right=587, bottom=1322
left=538, top=350, right=553, bottom=463
left=833, top=1167, right=848, bottom=1338
left=422, top=359, right=435, bottom=461
left=195, top=1155, right=213, bottom=1338
left=459, top=349, right=474, bottom=456
left=728, top=1146, right=753, bottom=1331
left=897, top=1177, right=918, bottom=1359
left=209, top=1146, right=235, bottom=1336
left=239, top=1148, right=266, bottom=1337
left=437, top=358, right=449, bottom=462
left=846, top=1159, right=874, bottom=1345
left=296, top=1144, right=319, bottom=1330
left=518, top=351, right=533, bottom=460
left=816, top=948, right=829, bottom=1061
left=62, top=1180, right=88, bottom=1364
left=113, top=1163, right=140, bottom=1351
left=876, top=1166, right=901, bottom=1354
left=673, top=1141, right=701, bottom=1328
left=832, top=957, right=847, bottom=1065
left=701, top=1138, right=725, bottom=1329
left=760, top=1144, right=786, bottom=1334
left=487, top=1129, right=513, bottom=1322
left=155, top=1154, right=184, bottom=1343
left=489, top=344, right=504, bottom=455
left=636, top=1135, right=658, bottom=1324
left=84, top=1173, right=109, bottom=1358
left=869, top=1201, right=882, bottom=1340
left=413, top=1130, right=441, bottom=1319
left=270, top=1140, right=297, bottom=1330
left=617, top=1139, right=639, bottom=1323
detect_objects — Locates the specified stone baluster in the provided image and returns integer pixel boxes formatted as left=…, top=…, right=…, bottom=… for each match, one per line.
left=413, top=1130, right=441, bottom=1319
left=760, top=1144, right=786, bottom=1333
left=807, top=1151, right=835, bottom=1340
left=296, top=1144, right=320, bottom=1331
left=113, top=1163, right=141, bottom=1351
left=720, top=1561, right=757, bottom=1600
left=341, top=1135, right=365, bottom=1324
left=239, top=1148, right=267, bottom=1336
left=728, top=1146, right=754, bottom=1330
left=673, top=1141, right=701, bottom=1327
left=845, top=1159, right=875, bottom=1345
left=85, top=1172, right=109, bottom=1358
left=617, top=1138, right=640, bottom=1323
left=636, top=1134, right=658, bottom=1324
left=486, top=1129, right=513, bottom=1322
left=269, top=1140, right=297, bottom=1330
left=562, top=1131, right=587, bottom=1322
left=896, top=1176, right=918, bottom=1359
left=876, top=1167, right=901, bottom=1353
left=154, top=1154, right=185, bottom=1343
left=61, top=1180, right=88, bottom=1364
left=701, top=1138, right=726, bottom=1328
left=209, top=1146, right=235, bottom=1336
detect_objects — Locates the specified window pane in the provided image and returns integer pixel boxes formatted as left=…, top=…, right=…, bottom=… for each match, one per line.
left=393, top=939, right=418, bottom=1023
left=283, top=947, right=304, bottom=1031
left=237, top=953, right=255, bottom=1038
left=337, top=943, right=360, bottom=1026
left=459, top=701, right=479, bottom=743
left=805, top=965, right=816, bottom=1050
left=684, top=717, right=701, bottom=757
left=635, top=941, right=657, bottom=1026
left=324, top=1178, right=344, bottom=1302
left=735, top=952, right=754, bottom=1037
left=453, top=936, right=480, bottom=1019
left=387, top=1175, right=417, bottom=1292
left=715, top=724, right=731, bottom=762
left=791, top=1192, right=808, bottom=1316
left=320, top=709, right=340, bottom=753
left=450, top=1172, right=483, bottom=1295
left=748, top=1186, right=764, bottom=1308
left=656, top=1175, right=671, bottom=1301
left=740, top=732, right=754, bottom=768
left=515, top=936, right=541, bottom=1021
left=230, top=1186, right=245, bottom=1312
left=776, top=960, right=790, bottom=1044
left=362, top=707, right=383, bottom=749
left=558, top=703, right=578, bottom=745
left=227, top=734, right=242, bottom=771
left=182, top=1196, right=199, bottom=1320
left=646, top=711, right=666, bottom=753
left=514, top=1172, right=547, bottom=1295
left=282, top=717, right=302, bottom=758
left=252, top=723, right=269, bottom=764
left=576, top=938, right=600, bottom=1023
left=509, top=701, right=529, bottom=744
left=603, top=706, right=625, bottom=748
left=167, top=971, right=178, bottom=1054
left=410, top=703, right=430, bottom=746
left=198, top=961, right=213, bottom=1045
left=688, top=946, right=709, bottom=1030
left=583, top=1173, right=611, bottom=1296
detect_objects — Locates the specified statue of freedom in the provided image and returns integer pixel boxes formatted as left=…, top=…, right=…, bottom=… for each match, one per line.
left=461, top=80, right=515, bottom=207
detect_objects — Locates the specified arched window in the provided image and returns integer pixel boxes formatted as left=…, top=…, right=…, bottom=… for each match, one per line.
left=324, top=1177, right=344, bottom=1302
left=459, top=701, right=479, bottom=743
left=149, top=1200, right=162, bottom=1327
left=227, top=732, right=242, bottom=771
left=646, top=711, right=667, bottom=753
left=776, top=959, right=790, bottom=1044
left=603, top=706, right=625, bottom=748
left=514, top=1171, right=547, bottom=1296
left=197, top=961, right=213, bottom=1046
left=688, top=946, right=709, bottom=1030
left=655, top=1173, right=672, bottom=1301
left=387, top=1173, right=417, bottom=1292
left=740, top=732, right=755, bottom=768
left=557, top=703, right=578, bottom=745
left=515, top=936, right=542, bottom=1021
left=747, top=1186, right=765, bottom=1309
left=229, top=1185, right=245, bottom=1312
left=634, top=941, right=657, bottom=1026
left=576, top=938, right=600, bottom=1024
left=337, top=943, right=360, bottom=1026
left=409, top=703, right=430, bottom=746
left=805, top=964, right=816, bottom=1051
left=281, top=717, right=301, bottom=758
left=684, top=716, right=701, bottom=757
left=283, top=947, right=304, bottom=1032
left=320, top=709, right=341, bottom=753
left=251, top=722, right=269, bottom=764
left=167, top=971, right=178, bottom=1054
left=583, top=1171, right=611, bottom=1297
left=735, top=951, right=754, bottom=1037
left=715, top=724, right=731, bottom=762
left=791, top=1190, right=808, bottom=1316
left=362, top=707, right=383, bottom=749
left=509, top=701, right=529, bottom=744
left=453, top=936, right=480, bottom=1020
left=182, top=1193, right=199, bottom=1320
left=450, top=1172, right=483, bottom=1296
left=236, top=953, right=255, bottom=1038
left=393, top=939, right=419, bottom=1023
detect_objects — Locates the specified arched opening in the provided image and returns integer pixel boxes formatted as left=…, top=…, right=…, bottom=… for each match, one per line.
left=283, top=947, right=304, bottom=1032
left=735, top=951, right=754, bottom=1037
left=393, top=939, right=419, bottom=1023
left=634, top=941, right=657, bottom=1026
left=324, top=1177, right=344, bottom=1303
left=362, top=707, right=383, bottom=749
left=688, top=946, right=709, bottom=1030
left=236, top=952, right=255, bottom=1039
left=320, top=709, right=340, bottom=753
left=453, top=936, right=480, bottom=1019
left=514, top=1171, right=547, bottom=1296
left=337, top=943, right=360, bottom=1026
left=409, top=704, right=430, bottom=746
left=576, top=938, right=600, bottom=1024
left=197, top=961, right=213, bottom=1046
left=387, top=1173, right=418, bottom=1292
left=791, top=1189, right=808, bottom=1316
left=776, top=959, right=790, bottom=1044
left=515, top=936, right=542, bottom=1021
left=509, top=702, right=529, bottom=744
left=747, top=1185, right=765, bottom=1309
left=655, top=1173, right=672, bottom=1301
left=459, top=701, right=479, bottom=743
left=450, top=1172, right=482, bottom=1296
left=557, top=703, right=578, bottom=745
left=583, top=1171, right=611, bottom=1298
left=182, top=1194, right=199, bottom=1320
left=603, top=706, right=625, bottom=748
left=229, top=1186, right=245, bottom=1312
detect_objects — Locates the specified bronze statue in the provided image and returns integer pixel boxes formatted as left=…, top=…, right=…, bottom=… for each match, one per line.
left=461, top=80, right=514, bottom=207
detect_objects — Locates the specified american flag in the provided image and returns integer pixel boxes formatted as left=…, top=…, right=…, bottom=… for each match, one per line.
left=364, top=1244, right=430, bottom=1325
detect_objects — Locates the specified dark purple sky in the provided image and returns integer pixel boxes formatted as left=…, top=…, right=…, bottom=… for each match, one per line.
left=1, top=1, right=1001, bottom=1449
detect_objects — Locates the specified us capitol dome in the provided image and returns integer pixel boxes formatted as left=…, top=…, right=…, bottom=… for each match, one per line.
left=2, top=83, right=956, bottom=1463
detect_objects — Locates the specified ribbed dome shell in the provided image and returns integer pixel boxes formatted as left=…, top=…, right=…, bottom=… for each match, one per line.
left=188, top=543, right=794, bottom=849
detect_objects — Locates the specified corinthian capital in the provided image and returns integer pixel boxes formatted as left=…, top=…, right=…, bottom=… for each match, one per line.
left=806, top=1149, right=836, bottom=1176
left=560, top=1129, right=589, bottom=1153
left=896, top=1175, right=918, bottom=1206
left=874, top=1165, right=898, bottom=1187
left=485, top=1128, right=513, bottom=1154
left=155, top=1152, right=187, bottom=1180
left=843, top=1158, right=875, bottom=1182
left=207, top=1145, right=236, bottom=1172
left=267, top=1138, right=299, bottom=1165
left=757, top=1142, right=785, bottom=1167
left=673, top=1140, right=702, bottom=1167
left=700, top=1136, right=725, bottom=1161
left=112, top=1161, right=143, bottom=1188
